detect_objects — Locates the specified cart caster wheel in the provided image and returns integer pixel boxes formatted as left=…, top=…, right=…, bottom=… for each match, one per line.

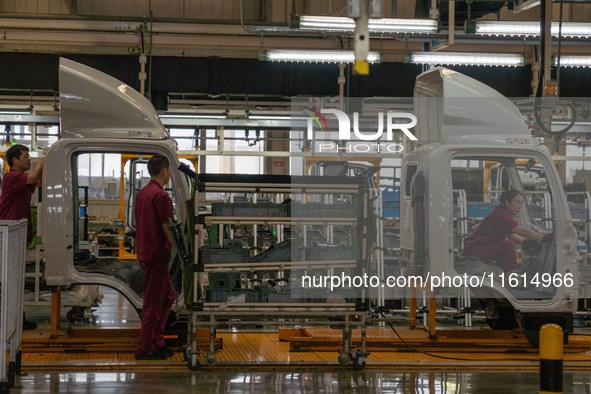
left=188, top=356, right=200, bottom=371
left=183, top=346, right=192, bottom=362
left=205, top=354, right=217, bottom=365
left=66, top=309, right=77, bottom=324
left=338, top=353, right=350, bottom=366
left=353, top=356, right=366, bottom=371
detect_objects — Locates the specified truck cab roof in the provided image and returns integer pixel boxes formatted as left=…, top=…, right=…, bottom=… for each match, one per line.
left=59, top=58, right=168, bottom=140
left=414, top=67, right=534, bottom=147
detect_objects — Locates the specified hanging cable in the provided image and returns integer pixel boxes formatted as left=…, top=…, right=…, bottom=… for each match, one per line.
left=533, top=101, right=576, bottom=136
left=556, top=0, right=564, bottom=86
left=147, top=0, right=154, bottom=101
left=224, top=95, right=230, bottom=117
left=139, top=24, right=145, bottom=55
left=536, top=0, right=546, bottom=99
left=239, top=0, right=252, bottom=33
left=244, top=95, right=250, bottom=118
left=259, top=30, right=265, bottom=53
left=371, top=303, right=540, bottom=362
left=533, top=0, right=575, bottom=136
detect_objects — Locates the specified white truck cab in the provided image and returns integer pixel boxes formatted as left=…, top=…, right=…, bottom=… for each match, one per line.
left=400, top=68, right=580, bottom=344
left=42, top=58, right=190, bottom=310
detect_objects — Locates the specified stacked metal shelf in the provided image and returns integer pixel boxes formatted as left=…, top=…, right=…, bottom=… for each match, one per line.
left=185, top=174, right=372, bottom=370
left=0, top=220, right=27, bottom=393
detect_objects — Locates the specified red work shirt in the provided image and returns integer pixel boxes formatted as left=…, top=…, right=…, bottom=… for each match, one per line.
left=0, top=169, right=36, bottom=241
left=463, top=206, right=519, bottom=252
left=135, top=179, right=174, bottom=264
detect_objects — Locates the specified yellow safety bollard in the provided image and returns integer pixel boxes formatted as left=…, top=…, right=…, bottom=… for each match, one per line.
left=539, top=323, right=563, bottom=394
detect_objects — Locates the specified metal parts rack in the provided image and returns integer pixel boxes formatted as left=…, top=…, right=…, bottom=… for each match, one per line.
left=0, top=220, right=27, bottom=393
left=185, top=174, right=373, bottom=370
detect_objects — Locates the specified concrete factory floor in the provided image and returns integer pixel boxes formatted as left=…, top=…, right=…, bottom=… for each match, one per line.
left=11, top=370, right=591, bottom=393
left=11, top=287, right=591, bottom=392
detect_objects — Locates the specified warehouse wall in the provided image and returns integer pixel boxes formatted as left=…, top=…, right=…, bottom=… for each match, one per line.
left=0, top=0, right=266, bottom=20
left=0, top=52, right=575, bottom=104
left=0, top=0, right=408, bottom=20
left=1, top=0, right=589, bottom=21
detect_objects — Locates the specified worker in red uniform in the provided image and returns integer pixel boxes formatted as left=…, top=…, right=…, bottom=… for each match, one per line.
left=0, top=144, right=44, bottom=330
left=134, top=154, right=176, bottom=360
left=462, top=189, right=553, bottom=272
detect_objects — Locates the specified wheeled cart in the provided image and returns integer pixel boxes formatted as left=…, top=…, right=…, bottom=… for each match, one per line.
left=185, top=174, right=373, bottom=370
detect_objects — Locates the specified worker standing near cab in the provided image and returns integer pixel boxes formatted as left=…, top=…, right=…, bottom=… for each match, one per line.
left=134, top=154, right=177, bottom=360
left=0, top=144, right=44, bottom=330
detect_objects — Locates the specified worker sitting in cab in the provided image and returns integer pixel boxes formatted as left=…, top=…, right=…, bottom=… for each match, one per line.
left=462, top=189, right=553, bottom=272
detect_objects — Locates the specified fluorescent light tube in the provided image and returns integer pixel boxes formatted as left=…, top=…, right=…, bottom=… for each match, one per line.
left=159, top=114, right=227, bottom=119
left=473, top=21, right=591, bottom=38
left=409, top=52, right=525, bottom=67
left=293, top=15, right=439, bottom=34
left=261, top=49, right=382, bottom=64
left=248, top=115, right=292, bottom=120
left=553, top=56, right=591, bottom=68
left=0, top=110, right=31, bottom=115
left=0, top=107, right=32, bottom=115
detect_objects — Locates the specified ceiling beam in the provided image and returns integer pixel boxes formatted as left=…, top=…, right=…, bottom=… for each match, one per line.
left=0, top=16, right=589, bottom=59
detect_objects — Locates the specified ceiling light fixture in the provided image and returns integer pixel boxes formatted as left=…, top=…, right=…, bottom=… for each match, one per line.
left=159, top=114, right=227, bottom=119
left=406, top=52, right=526, bottom=67
left=291, top=15, right=440, bottom=34
left=468, top=21, right=591, bottom=38
left=248, top=115, right=292, bottom=120
left=247, top=114, right=314, bottom=121
left=552, top=56, right=591, bottom=68
left=0, top=108, right=32, bottom=115
left=259, top=49, right=382, bottom=64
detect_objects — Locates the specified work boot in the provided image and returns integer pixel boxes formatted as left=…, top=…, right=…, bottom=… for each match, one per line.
left=156, top=346, right=175, bottom=358
left=134, top=352, right=167, bottom=361
left=23, top=319, right=37, bottom=330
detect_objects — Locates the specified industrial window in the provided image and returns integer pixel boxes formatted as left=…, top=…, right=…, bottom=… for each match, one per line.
left=0, top=124, right=59, bottom=148
left=450, top=155, right=555, bottom=231
left=404, top=164, right=418, bottom=196
left=199, top=128, right=263, bottom=175
left=170, top=128, right=197, bottom=150
left=36, top=125, right=60, bottom=148
left=1, top=124, right=30, bottom=145
left=77, top=153, right=122, bottom=199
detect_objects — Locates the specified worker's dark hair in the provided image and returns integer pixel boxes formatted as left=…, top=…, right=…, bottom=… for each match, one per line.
left=6, top=144, right=29, bottom=167
left=499, top=189, right=524, bottom=207
left=147, top=154, right=169, bottom=177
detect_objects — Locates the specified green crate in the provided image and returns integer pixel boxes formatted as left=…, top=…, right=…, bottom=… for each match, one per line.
left=212, top=203, right=283, bottom=217
left=205, top=288, right=261, bottom=303
left=301, top=246, right=358, bottom=261
left=289, top=203, right=359, bottom=218
left=199, top=247, right=250, bottom=264
left=208, top=272, right=243, bottom=289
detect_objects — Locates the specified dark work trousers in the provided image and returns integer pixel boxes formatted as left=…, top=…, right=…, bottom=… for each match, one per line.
left=465, top=239, right=517, bottom=272
left=136, top=261, right=177, bottom=355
